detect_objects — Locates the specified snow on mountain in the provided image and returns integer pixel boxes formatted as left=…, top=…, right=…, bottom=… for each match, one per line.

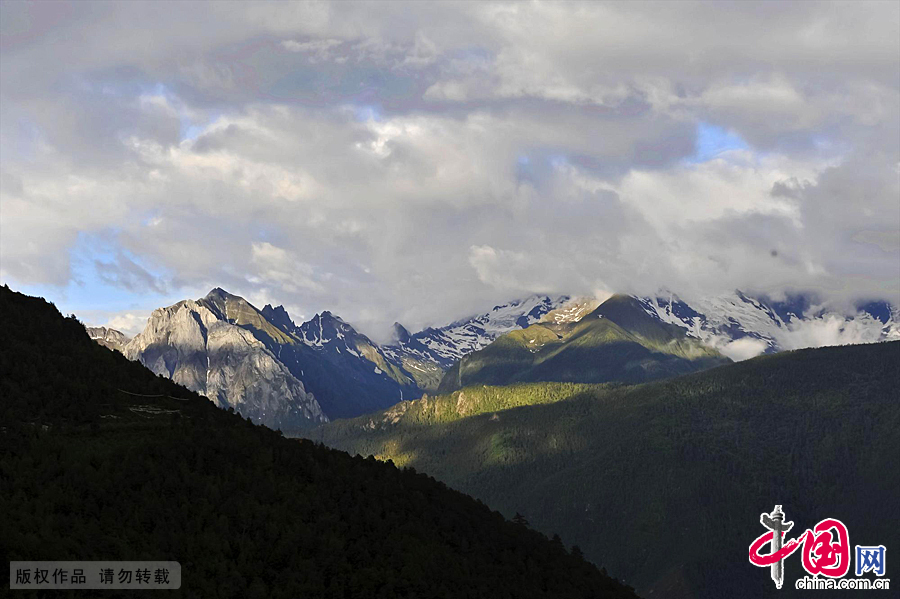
left=540, top=297, right=602, bottom=325
left=95, top=287, right=897, bottom=419
left=85, top=325, right=130, bottom=353
left=635, top=291, right=899, bottom=361
left=297, top=311, right=353, bottom=348
left=385, top=295, right=571, bottom=370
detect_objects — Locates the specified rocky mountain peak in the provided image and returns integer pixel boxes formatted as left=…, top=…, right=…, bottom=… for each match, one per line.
left=298, top=311, right=356, bottom=346
left=200, top=287, right=246, bottom=319
left=85, top=325, right=130, bottom=353
left=392, top=322, right=412, bottom=345
left=262, top=303, right=297, bottom=333
left=204, top=287, right=232, bottom=299
left=540, top=297, right=602, bottom=325
left=123, top=296, right=326, bottom=429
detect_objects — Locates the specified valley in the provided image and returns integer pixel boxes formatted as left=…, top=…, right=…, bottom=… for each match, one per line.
left=313, top=341, right=900, bottom=598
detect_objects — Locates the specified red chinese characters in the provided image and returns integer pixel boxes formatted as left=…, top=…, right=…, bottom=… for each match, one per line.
left=749, top=518, right=850, bottom=578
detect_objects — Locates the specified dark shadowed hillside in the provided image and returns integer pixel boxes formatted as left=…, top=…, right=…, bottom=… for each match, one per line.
left=0, top=286, right=638, bottom=599
left=315, top=340, right=900, bottom=598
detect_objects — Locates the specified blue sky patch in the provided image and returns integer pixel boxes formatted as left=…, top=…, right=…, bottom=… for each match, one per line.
left=692, top=122, right=749, bottom=163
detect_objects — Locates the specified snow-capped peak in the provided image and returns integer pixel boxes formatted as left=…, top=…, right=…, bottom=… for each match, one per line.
left=540, top=297, right=602, bottom=325
left=297, top=311, right=354, bottom=347
left=634, top=291, right=899, bottom=361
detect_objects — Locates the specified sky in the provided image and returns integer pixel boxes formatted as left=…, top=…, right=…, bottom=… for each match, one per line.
left=1, top=0, right=898, bottom=340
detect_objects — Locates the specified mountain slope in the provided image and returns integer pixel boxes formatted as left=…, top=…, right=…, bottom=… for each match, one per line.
left=438, top=294, right=728, bottom=392
left=125, top=288, right=417, bottom=422
left=637, top=291, right=899, bottom=359
left=384, top=295, right=571, bottom=373
left=313, top=341, right=900, bottom=598
left=264, top=306, right=420, bottom=419
left=124, top=294, right=326, bottom=430
left=85, top=325, right=129, bottom=353
left=0, top=285, right=638, bottom=599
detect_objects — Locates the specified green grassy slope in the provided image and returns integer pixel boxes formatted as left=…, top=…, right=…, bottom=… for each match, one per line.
left=0, top=286, right=638, bottom=599
left=392, top=354, right=446, bottom=391
left=314, top=341, right=900, bottom=599
left=438, top=294, right=728, bottom=393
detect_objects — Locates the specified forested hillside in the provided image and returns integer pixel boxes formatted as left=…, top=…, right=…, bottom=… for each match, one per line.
left=315, top=340, right=900, bottom=598
left=438, top=295, right=729, bottom=393
left=0, top=286, right=638, bottom=599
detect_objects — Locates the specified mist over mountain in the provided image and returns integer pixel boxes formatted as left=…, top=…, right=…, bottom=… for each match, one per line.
left=95, top=286, right=899, bottom=430
left=637, top=291, right=899, bottom=361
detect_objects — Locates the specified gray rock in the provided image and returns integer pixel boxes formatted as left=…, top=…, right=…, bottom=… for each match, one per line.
left=85, top=326, right=130, bottom=353
left=124, top=299, right=326, bottom=429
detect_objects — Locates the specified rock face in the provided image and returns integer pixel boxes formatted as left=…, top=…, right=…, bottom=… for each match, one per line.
left=112, top=287, right=899, bottom=425
left=117, top=291, right=590, bottom=420
left=266, top=309, right=420, bottom=419
left=383, top=295, right=571, bottom=371
left=122, top=288, right=419, bottom=423
left=85, top=326, right=130, bottom=353
left=124, top=298, right=326, bottom=430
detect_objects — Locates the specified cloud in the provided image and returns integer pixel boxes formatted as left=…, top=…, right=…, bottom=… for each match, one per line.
left=281, top=38, right=344, bottom=63
left=94, top=252, right=168, bottom=295
left=773, top=312, right=897, bottom=351
left=717, top=338, right=771, bottom=362
left=105, top=312, right=151, bottom=338
left=0, top=1, right=897, bottom=338
left=468, top=245, right=529, bottom=289
left=249, top=242, right=325, bottom=294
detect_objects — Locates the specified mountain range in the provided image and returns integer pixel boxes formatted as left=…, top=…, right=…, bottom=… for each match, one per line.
left=437, top=294, right=730, bottom=393
left=636, top=291, right=898, bottom=360
left=8, top=283, right=898, bottom=598
left=1, top=285, right=638, bottom=598
left=95, top=288, right=898, bottom=429
left=107, top=289, right=573, bottom=429
left=383, top=295, right=571, bottom=370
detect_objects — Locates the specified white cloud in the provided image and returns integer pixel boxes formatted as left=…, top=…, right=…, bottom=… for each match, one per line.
left=468, top=245, right=529, bottom=289
left=105, top=312, right=151, bottom=338
left=249, top=242, right=324, bottom=294
left=773, top=313, right=895, bottom=351
left=717, top=338, right=771, bottom=362
left=281, top=38, right=344, bottom=63
left=0, top=1, right=897, bottom=336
